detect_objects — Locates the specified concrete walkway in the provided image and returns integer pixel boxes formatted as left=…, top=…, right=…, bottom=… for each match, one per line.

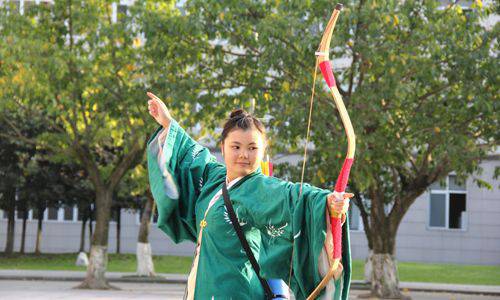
left=4, top=280, right=500, bottom=300
left=0, top=269, right=499, bottom=296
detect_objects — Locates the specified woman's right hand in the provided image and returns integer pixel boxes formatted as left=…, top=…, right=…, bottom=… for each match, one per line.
left=147, top=92, right=172, bottom=128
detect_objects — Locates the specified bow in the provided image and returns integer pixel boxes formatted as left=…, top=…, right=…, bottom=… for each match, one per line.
left=303, top=4, right=356, bottom=299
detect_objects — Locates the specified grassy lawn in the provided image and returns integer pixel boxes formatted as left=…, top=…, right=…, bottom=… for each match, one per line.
left=1, top=253, right=499, bottom=286
left=0, top=253, right=192, bottom=274
left=350, top=260, right=500, bottom=286
left=396, top=261, right=500, bottom=286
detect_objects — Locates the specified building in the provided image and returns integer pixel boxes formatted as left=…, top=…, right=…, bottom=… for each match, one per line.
left=348, top=155, right=500, bottom=265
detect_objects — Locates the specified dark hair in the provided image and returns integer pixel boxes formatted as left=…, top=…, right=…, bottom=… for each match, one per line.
left=221, top=108, right=266, bottom=143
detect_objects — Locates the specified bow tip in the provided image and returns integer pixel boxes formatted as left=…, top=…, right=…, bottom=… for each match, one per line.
left=335, top=3, right=344, bottom=11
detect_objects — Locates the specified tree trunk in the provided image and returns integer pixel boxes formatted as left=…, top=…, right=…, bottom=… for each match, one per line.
left=76, top=188, right=116, bottom=290
left=371, top=253, right=402, bottom=299
left=364, top=250, right=373, bottom=283
left=88, top=204, right=93, bottom=252
left=136, top=243, right=155, bottom=277
left=138, top=194, right=153, bottom=243
left=79, top=215, right=87, bottom=253
left=4, top=188, right=16, bottom=254
left=116, top=206, right=121, bottom=254
left=136, top=194, right=155, bottom=276
left=20, top=208, right=28, bottom=254
left=367, top=189, right=404, bottom=299
left=352, top=190, right=376, bottom=285
left=35, top=206, right=44, bottom=255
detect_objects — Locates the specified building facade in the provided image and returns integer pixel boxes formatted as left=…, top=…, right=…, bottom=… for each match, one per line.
left=348, top=157, right=500, bottom=265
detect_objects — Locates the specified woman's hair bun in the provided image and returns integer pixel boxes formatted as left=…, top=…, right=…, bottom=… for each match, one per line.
left=229, top=108, right=247, bottom=119
left=221, top=107, right=266, bottom=142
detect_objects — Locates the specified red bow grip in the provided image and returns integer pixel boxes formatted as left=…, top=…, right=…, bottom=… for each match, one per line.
left=331, top=158, right=353, bottom=259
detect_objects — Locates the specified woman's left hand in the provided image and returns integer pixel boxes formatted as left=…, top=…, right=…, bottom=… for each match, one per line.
left=327, top=191, right=354, bottom=218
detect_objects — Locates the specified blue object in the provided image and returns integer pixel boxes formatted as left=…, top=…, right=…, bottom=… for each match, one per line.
left=267, top=278, right=290, bottom=299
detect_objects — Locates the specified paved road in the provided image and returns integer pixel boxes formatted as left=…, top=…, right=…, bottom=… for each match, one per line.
left=0, top=280, right=499, bottom=300
left=0, top=280, right=183, bottom=300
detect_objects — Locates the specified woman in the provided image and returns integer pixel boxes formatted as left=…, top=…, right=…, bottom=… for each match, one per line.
left=146, top=92, right=352, bottom=299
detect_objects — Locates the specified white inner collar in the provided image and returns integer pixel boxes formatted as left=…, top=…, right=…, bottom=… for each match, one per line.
left=226, top=176, right=243, bottom=188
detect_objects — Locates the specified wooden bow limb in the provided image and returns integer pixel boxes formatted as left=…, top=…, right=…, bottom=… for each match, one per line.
left=306, top=4, right=356, bottom=299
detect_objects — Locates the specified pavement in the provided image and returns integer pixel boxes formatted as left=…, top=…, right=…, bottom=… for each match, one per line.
left=3, top=280, right=500, bottom=300
left=0, top=269, right=499, bottom=298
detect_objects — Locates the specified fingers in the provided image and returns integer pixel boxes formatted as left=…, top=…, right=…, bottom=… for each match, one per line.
left=328, top=192, right=351, bottom=215
left=146, top=92, right=172, bottom=128
left=344, top=193, right=354, bottom=199
left=147, top=92, right=163, bottom=106
left=147, top=91, right=168, bottom=113
left=147, top=101, right=158, bottom=118
left=148, top=104, right=157, bottom=115
left=328, top=192, right=353, bottom=202
left=147, top=91, right=161, bottom=101
left=147, top=92, right=163, bottom=116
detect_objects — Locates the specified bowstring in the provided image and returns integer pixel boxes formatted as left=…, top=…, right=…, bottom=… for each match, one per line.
left=299, top=58, right=319, bottom=194
left=288, top=57, right=319, bottom=290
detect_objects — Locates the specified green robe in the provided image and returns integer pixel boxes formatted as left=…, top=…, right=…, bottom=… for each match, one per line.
left=147, top=120, right=351, bottom=300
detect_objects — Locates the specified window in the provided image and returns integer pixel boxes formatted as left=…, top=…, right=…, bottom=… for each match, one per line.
left=47, top=207, right=59, bottom=220
left=111, top=2, right=130, bottom=23
left=24, top=0, right=37, bottom=14
left=8, top=0, right=48, bottom=15
left=63, top=205, right=75, bottom=221
left=44, top=205, right=79, bottom=222
left=428, top=175, right=467, bottom=230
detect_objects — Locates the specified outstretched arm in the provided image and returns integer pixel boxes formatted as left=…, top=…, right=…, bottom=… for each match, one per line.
left=145, top=92, right=220, bottom=243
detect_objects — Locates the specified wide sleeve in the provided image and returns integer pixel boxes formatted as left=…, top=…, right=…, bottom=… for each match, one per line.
left=147, top=120, right=219, bottom=243
left=255, top=180, right=351, bottom=300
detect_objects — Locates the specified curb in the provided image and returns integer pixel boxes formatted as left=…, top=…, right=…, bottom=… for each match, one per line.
left=0, top=273, right=499, bottom=296
left=0, top=274, right=187, bottom=284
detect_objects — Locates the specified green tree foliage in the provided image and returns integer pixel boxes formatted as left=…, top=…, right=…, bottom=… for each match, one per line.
left=0, top=0, right=497, bottom=296
left=20, top=155, right=68, bottom=254
left=0, top=1, right=193, bottom=288
left=0, top=118, right=23, bottom=254
left=182, top=0, right=497, bottom=186
left=0, top=111, right=54, bottom=254
left=178, top=0, right=498, bottom=297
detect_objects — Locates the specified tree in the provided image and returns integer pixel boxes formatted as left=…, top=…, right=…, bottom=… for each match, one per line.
left=0, top=114, right=46, bottom=254
left=23, top=155, right=66, bottom=254
left=0, top=3, right=144, bottom=288
left=112, top=186, right=139, bottom=254
left=136, top=192, right=156, bottom=277
left=0, top=1, right=200, bottom=288
left=118, top=162, right=156, bottom=277
left=58, top=164, right=95, bottom=253
left=317, top=3, right=497, bottom=298
left=180, top=0, right=498, bottom=298
left=0, top=133, right=20, bottom=254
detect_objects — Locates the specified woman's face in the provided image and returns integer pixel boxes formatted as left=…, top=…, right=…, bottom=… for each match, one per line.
left=221, top=127, right=266, bottom=180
